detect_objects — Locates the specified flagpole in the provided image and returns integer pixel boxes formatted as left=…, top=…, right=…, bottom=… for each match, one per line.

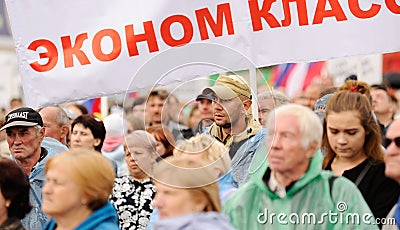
left=249, top=68, right=258, bottom=120
left=101, top=96, right=108, bottom=118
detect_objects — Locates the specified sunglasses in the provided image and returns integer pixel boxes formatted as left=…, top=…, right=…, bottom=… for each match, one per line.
left=384, top=137, right=400, bottom=148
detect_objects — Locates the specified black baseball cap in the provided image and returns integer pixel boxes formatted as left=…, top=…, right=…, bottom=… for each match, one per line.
left=0, top=107, right=43, bottom=131
left=195, top=93, right=213, bottom=101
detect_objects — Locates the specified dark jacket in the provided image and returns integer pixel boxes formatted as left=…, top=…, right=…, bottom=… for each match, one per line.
left=326, top=159, right=400, bottom=221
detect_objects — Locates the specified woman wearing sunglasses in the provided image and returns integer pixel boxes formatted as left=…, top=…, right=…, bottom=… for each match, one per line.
left=321, top=87, right=400, bottom=225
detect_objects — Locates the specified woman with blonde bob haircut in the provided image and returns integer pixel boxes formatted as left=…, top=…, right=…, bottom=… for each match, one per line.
left=174, top=135, right=235, bottom=201
left=151, top=157, right=234, bottom=230
left=174, top=135, right=230, bottom=174
left=147, top=135, right=235, bottom=229
left=42, top=149, right=119, bottom=230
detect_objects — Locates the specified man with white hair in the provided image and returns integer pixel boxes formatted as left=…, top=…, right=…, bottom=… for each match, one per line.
left=223, top=104, right=376, bottom=229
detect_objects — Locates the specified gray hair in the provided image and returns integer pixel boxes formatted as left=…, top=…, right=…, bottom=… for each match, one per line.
left=34, top=125, right=43, bottom=137
left=125, top=130, right=158, bottom=156
left=55, top=107, right=70, bottom=127
left=38, top=106, right=70, bottom=127
left=267, top=104, right=322, bottom=149
left=258, top=89, right=290, bottom=107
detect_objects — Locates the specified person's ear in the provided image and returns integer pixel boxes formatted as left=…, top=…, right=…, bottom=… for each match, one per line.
left=5, top=200, right=11, bottom=208
left=390, top=101, right=398, bottom=113
left=242, top=99, right=252, bottom=111
left=306, top=141, right=318, bottom=158
left=60, top=125, right=69, bottom=139
left=150, top=152, right=158, bottom=162
left=194, top=195, right=208, bottom=212
left=94, top=138, right=101, bottom=147
left=39, top=127, right=45, bottom=141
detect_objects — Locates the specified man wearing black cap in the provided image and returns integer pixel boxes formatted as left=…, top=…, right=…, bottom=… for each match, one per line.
left=1, top=107, right=52, bottom=229
left=203, top=75, right=265, bottom=187
left=192, top=93, right=214, bottom=135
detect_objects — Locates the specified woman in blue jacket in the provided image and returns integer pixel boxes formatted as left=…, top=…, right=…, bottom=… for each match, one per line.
left=42, top=149, right=120, bottom=230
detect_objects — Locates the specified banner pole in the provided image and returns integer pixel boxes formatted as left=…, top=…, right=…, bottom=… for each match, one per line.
left=101, top=96, right=108, bottom=118
left=249, top=68, right=258, bottom=120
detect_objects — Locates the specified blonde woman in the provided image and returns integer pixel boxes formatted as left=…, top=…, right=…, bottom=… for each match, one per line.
left=151, top=157, right=234, bottom=230
left=173, top=134, right=235, bottom=202
left=147, top=135, right=235, bottom=230
left=42, top=149, right=119, bottom=230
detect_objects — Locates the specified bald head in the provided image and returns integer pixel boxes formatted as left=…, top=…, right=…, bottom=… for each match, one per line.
left=39, top=106, right=70, bottom=145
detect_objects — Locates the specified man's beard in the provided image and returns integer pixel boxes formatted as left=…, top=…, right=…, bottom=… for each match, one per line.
left=151, top=114, right=163, bottom=124
left=217, top=121, right=231, bottom=129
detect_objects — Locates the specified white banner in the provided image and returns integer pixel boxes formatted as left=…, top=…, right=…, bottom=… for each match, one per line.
left=5, top=0, right=400, bottom=108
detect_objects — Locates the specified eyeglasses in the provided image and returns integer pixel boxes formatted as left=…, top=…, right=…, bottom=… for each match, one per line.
left=384, top=137, right=400, bottom=148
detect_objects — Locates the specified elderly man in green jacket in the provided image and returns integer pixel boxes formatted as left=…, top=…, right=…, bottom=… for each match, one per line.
left=223, top=104, right=378, bottom=229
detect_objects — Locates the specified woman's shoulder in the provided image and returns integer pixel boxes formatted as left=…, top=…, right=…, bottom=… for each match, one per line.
left=351, top=159, right=399, bottom=195
left=191, top=212, right=235, bottom=230
left=366, top=159, right=388, bottom=178
left=342, top=158, right=380, bottom=179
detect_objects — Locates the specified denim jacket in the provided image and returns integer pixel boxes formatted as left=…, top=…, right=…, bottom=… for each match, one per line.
left=21, top=139, right=65, bottom=230
left=207, top=116, right=266, bottom=187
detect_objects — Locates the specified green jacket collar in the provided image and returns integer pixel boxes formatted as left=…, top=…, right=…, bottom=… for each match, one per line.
left=251, top=149, right=324, bottom=199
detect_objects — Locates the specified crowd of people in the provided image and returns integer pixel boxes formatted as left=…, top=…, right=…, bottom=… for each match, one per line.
left=0, top=72, right=400, bottom=229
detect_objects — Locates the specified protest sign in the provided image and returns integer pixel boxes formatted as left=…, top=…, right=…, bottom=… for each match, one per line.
left=5, top=0, right=400, bottom=107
